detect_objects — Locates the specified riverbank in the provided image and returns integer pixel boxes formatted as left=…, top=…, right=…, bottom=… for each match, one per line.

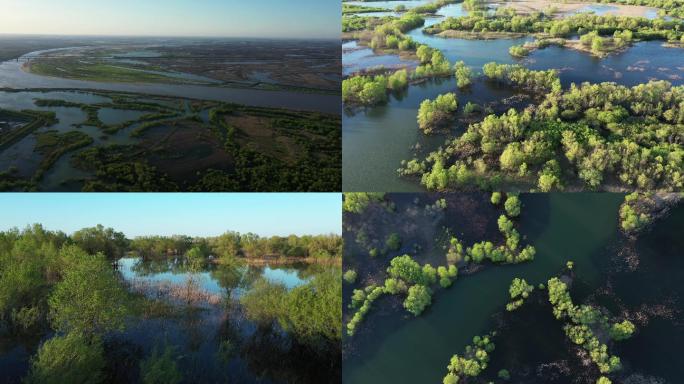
left=487, top=0, right=659, bottom=18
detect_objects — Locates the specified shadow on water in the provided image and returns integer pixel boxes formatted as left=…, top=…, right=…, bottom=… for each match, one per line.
left=0, top=257, right=339, bottom=384
left=343, top=193, right=625, bottom=384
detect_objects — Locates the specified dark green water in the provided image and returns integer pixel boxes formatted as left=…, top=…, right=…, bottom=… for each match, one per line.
left=343, top=193, right=628, bottom=383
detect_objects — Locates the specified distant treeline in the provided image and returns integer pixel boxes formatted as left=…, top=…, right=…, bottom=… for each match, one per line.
left=4, top=224, right=342, bottom=262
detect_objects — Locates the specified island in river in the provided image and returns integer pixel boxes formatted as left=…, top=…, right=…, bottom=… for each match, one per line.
left=0, top=36, right=341, bottom=192
left=342, top=0, right=684, bottom=192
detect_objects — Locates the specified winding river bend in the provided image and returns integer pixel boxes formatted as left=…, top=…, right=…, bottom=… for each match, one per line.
left=0, top=48, right=339, bottom=114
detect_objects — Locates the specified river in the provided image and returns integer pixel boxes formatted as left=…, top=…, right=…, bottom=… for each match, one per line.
left=342, top=4, right=684, bottom=191
left=0, top=48, right=339, bottom=114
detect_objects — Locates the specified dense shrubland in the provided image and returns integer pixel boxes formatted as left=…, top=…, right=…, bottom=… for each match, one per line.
left=1, top=223, right=341, bottom=383
left=401, top=73, right=684, bottom=191
left=427, top=11, right=684, bottom=44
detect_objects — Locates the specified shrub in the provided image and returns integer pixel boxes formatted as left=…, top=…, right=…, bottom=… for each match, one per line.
left=343, top=269, right=358, bottom=284
left=25, top=333, right=106, bottom=384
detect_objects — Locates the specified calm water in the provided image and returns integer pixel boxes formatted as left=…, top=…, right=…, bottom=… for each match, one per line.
left=342, top=3, right=684, bottom=191
left=343, top=79, right=528, bottom=191
left=343, top=193, right=684, bottom=383
left=117, top=257, right=310, bottom=297
left=0, top=258, right=334, bottom=384
left=0, top=48, right=339, bottom=114
left=0, top=90, right=188, bottom=191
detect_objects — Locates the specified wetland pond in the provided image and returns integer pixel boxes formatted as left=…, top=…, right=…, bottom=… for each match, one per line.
left=0, top=257, right=339, bottom=384
left=342, top=6, right=684, bottom=191
left=343, top=193, right=684, bottom=383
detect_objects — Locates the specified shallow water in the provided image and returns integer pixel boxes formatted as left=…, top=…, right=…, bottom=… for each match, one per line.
left=0, top=49, right=339, bottom=114
left=343, top=194, right=629, bottom=383
left=343, top=79, right=527, bottom=191
left=117, top=257, right=310, bottom=297
left=98, top=108, right=147, bottom=125
left=342, top=2, right=684, bottom=191
left=0, top=258, right=334, bottom=384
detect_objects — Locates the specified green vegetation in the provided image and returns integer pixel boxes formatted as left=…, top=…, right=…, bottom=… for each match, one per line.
left=49, top=249, right=130, bottom=335
left=343, top=192, right=385, bottom=213
left=25, top=332, right=106, bottom=384
left=29, top=58, right=200, bottom=84
left=504, top=195, right=521, bottom=217
left=506, top=277, right=534, bottom=311
left=344, top=269, right=358, bottom=284
left=33, top=130, right=93, bottom=181
left=241, top=268, right=342, bottom=344
left=426, top=11, right=684, bottom=44
left=2, top=90, right=340, bottom=192
left=132, top=231, right=342, bottom=263
left=386, top=232, right=402, bottom=251
left=491, top=192, right=502, bottom=205
left=343, top=75, right=389, bottom=106
left=402, top=76, right=684, bottom=191
left=404, top=284, right=432, bottom=315
left=0, top=109, right=58, bottom=151
left=343, top=3, right=388, bottom=14
left=417, top=93, right=459, bottom=134
left=547, top=277, right=634, bottom=374
left=346, top=198, right=535, bottom=335
left=0, top=222, right=341, bottom=382
left=453, top=61, right=474, bottom=88
left=619, top=192, right=653, bottom=233
left=443, top=333, right=496, bottom=383
left=509, top=44, right=531, bottom=57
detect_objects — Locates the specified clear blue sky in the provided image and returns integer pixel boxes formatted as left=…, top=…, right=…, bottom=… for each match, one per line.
left=0, top=193, right=341, bottom=237
left=0, top=0, right=340, bottom=39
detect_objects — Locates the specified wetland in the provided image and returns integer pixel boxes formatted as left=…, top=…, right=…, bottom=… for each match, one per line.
left=342, top=192, right=684, bottom=383
left=342, top=0, right=684, bottom=192
left=0, top=36, right=341, bottom=191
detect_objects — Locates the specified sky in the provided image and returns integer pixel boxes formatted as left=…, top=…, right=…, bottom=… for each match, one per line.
left=0, top=193, right=341, bottom=237
left=0, top=0, right=340, bottom=39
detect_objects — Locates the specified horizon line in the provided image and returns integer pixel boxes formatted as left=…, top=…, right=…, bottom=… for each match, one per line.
left=0, top=32, right=340, bottom=41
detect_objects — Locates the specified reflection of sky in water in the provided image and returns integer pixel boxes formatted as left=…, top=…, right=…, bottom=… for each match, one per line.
left=117, top=257, right=309, bottom=297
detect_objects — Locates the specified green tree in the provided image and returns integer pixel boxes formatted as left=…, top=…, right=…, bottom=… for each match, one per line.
left=609, top=320, right=635, bottom=341
left=454, top=61, right=473, bottom=88
left=25, top=333, right=105, bottom=384
left=71, top=224, right=128, bottom=261
left=403, top=284, right=432, bottom=315
left=504, top=195, right=521, bottom=217
left=417, top=93, right=458, bottom=134
left=343, top=269, right=358, bottom=284
left=343, top=193, right=385, bottom=213
left=49, top=250, right=129, bottom=335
